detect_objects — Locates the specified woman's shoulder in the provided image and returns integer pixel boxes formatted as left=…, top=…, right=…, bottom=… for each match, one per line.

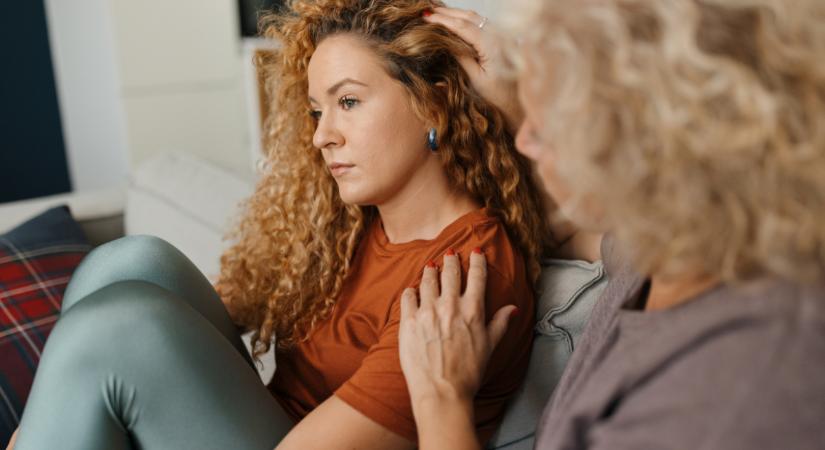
left=442, top=208, right=527, bottom=286
left=628, top=278, right=825, bottom=381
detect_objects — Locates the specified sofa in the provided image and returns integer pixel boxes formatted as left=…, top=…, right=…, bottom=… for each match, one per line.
left=0, top=151, right=605, bottom=449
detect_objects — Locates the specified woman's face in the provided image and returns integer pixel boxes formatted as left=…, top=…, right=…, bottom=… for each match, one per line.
left=514, top=67, right=606, bottom=231
left=308, top=33, right=433, bottom=206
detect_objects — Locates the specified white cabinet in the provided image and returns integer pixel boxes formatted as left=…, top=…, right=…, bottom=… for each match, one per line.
left=111, top=0, right=240, bottom=87
left=110, top=0, right=253, bottom=178
left=45, top=0, right=131, bottom=192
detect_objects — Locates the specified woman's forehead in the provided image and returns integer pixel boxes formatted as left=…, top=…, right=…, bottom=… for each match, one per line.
left=308, top=35, right=386, bottom=89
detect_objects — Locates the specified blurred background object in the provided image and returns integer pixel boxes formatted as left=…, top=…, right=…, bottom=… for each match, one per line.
left=239, top=0, right=286, bottom=37
left=0, top=1, right=72, bottom=203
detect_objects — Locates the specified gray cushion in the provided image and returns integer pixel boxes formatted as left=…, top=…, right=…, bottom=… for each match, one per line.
left=487, top=258, right=607, bottom=449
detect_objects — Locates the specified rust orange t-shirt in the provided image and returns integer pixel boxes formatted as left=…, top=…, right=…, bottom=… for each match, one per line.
left=268, top=208, right=536, bottom=443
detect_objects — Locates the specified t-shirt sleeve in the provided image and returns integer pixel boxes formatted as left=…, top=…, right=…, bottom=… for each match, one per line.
left=334, top=263, right=535, bottom=444
left=333, top=296, right=417, bottom=441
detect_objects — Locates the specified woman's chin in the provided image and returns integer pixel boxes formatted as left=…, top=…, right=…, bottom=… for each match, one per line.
left=336, top=189, right=376, bottom=207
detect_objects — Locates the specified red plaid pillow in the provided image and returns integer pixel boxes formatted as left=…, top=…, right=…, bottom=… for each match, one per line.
left=0, top=206, right=90, bottom=445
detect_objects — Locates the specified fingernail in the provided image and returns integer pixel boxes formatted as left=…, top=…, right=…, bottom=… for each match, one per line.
left=472, top=247, right=483, bottom=254
left=422, top=9, right=432, bottom=17
left=426, top=260, right=437, bottom=269
left=511, top=307, right=520, bottom=318
left=446, top=248, right=456, bottom=257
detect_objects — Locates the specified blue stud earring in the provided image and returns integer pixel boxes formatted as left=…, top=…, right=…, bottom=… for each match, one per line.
left=427, top=127, right=439, bottom=152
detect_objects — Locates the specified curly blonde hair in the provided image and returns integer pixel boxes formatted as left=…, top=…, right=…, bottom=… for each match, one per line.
left=504, top=0, right=825, bottom=282
left=217, top=0, right=551, bottom=357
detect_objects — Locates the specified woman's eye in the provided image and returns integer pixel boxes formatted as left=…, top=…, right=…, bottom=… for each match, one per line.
left=309, top=110, right=321, bottom=120
left=339, top=96, right=359, bottom=110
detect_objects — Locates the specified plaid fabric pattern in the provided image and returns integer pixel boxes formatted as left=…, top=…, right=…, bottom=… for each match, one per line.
left=0, top=206, right=90, bottom=445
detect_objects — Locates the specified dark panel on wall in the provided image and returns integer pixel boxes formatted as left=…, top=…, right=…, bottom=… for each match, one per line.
left=0, top=0, right=71, bottom=204
left=238, top=0, right=286, bottom=36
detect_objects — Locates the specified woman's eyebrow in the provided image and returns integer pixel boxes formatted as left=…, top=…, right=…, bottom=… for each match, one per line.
left=309, top=78, right=369, bottom=103
left=327, top=78, right=368, bottom=95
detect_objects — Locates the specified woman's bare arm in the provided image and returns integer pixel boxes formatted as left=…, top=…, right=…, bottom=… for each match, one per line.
left=414, top=395, right=478, bottom=450
left=274, top=396, right=415, bottom=450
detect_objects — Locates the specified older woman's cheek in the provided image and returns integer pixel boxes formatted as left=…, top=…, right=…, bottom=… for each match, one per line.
left=534, top=151, right=567, bottom=205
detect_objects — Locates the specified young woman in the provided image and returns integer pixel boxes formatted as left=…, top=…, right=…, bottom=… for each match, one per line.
left=8, top=1, right=550, bottom=449
left=401, top=2, right=825, bottom=449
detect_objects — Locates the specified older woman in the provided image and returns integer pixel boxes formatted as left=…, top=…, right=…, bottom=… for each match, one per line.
left=401, top=1, right=825, bottom=449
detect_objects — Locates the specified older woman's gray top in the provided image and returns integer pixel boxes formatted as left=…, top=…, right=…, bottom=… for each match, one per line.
left=534, top=237, right=825, bottom=449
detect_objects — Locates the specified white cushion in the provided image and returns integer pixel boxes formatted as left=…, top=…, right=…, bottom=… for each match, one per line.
left=487, top=259, right=607, bottom=449
left=125, top=151, right=254, bottom=279
left=0, top=187, right=125, bottom=234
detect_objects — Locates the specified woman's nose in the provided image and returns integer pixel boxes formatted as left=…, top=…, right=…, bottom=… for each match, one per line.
left=313, top=116, right=344, bottom=150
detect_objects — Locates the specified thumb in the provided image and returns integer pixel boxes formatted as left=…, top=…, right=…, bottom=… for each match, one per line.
left=488, top=305, right=518, bottom=351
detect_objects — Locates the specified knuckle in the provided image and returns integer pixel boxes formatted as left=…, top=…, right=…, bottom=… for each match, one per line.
left=445, top=293, right=461, bottom=303
left=422, top=276, right=438, bottom=290
left=436, top=305, right=455, bottom=323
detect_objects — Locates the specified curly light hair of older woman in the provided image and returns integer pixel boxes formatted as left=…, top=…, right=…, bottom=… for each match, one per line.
left=216, top=0, right=551, bottom=357
left=505, top=0, right=825, bottom=282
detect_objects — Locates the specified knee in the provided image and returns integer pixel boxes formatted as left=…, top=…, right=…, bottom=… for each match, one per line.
left=72, top=235, right=185, bottom=280
left=50, top=280, right=192, bottom=356
left=36, top=281, right=207, bottom=388
left=63, top=235, right=199, bottom=310
left=90, top=235, right=183, bottom=266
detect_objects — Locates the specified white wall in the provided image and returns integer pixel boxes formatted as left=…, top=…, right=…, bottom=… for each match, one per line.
left=45, top=0, right=254, bottom=195
left=445, top=0, right=496, bottom=18
left=110, top=0, right=252, bottom=179
left=44, top=0, right=130, bottom=193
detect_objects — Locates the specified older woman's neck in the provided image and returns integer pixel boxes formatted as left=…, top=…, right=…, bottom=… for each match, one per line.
left=646, top=272, right=720, bottom=311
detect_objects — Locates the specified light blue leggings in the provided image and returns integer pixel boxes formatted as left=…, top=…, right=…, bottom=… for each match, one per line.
left=14, top=236, right=294, bottom=450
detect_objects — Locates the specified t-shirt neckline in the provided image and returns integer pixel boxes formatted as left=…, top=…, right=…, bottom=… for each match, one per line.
left=372, top=207, right=493, bottom=254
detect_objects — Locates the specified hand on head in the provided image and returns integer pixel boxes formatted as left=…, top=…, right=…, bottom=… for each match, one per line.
left=423, top=7, right=523, bottom=132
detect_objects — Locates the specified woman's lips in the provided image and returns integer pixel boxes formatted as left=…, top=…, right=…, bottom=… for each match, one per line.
left=328, top=163, right=355, bottom=177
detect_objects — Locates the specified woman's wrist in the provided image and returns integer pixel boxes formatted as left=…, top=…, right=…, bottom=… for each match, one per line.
left=413, top=393, right=479, bottom=450
left=412, top=386, right=473, bottom=413
left=410, top=376, right=474, bottom=413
